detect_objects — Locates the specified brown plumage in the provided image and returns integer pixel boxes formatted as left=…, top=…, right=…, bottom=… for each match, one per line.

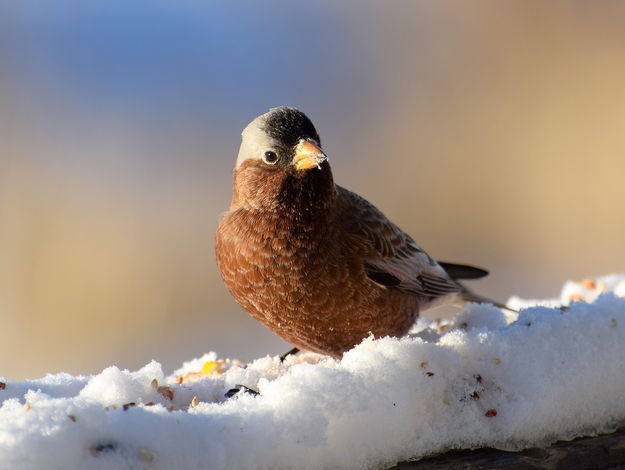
left=216, top=107, right=505, bottom=358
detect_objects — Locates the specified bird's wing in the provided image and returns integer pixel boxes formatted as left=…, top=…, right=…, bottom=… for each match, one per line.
left=337, top=186, right=462, bottom=299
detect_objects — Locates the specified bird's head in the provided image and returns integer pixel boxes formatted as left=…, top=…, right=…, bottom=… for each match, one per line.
left=231, top=107, right=334, bottom=211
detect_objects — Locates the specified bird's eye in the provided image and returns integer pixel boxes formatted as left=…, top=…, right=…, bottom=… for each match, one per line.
left=262, top=151, right=279, bottom=165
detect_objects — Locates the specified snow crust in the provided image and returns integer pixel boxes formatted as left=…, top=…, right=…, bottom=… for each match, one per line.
left=2, top=275, right=625, bottom=470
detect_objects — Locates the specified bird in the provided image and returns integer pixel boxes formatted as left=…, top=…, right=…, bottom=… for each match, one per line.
left=215, top=106, right=508, bottom=359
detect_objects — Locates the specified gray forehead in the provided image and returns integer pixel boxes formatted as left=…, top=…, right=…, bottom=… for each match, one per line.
left=235, top=116, right=278, bottom=169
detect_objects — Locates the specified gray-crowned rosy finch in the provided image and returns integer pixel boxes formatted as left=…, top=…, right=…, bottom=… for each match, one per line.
left=215, top=107, right=506, bottom=358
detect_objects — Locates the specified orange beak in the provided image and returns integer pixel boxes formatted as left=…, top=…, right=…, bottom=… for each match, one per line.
left=292, top=140, right=328, bottom=171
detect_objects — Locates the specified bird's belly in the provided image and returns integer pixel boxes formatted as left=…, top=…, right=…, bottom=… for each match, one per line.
left=218, top=237, right=419, bottom=357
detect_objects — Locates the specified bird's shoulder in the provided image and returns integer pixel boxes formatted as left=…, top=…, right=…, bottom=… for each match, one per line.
left=335, top=186, right=419, bottom=259
left=335, top=185, right=461, bottom=298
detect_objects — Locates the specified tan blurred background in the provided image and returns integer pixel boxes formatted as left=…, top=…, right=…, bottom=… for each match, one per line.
left=1, top=1, right=625, bottom=379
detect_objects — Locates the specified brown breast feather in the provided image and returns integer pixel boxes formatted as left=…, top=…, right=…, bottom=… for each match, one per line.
left=215, top=167, right=421, bottom=357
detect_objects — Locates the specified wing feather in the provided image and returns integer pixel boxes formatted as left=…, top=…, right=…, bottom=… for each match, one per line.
left=337, top=186, right=462, bottom=301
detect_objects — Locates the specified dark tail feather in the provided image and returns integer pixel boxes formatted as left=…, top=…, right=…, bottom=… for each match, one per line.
left=439, top=262, right=517, bottom=312
left=438, top=262, right=489, bottom=280
left=460, top=287, right=518, bottom=312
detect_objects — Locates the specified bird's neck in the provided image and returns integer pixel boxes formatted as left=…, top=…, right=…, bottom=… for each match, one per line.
left=229, top=167, right=336, bottom=242
left=277, top=167, right=336, bottom=220
left=231, top=163, right=336, bottom=213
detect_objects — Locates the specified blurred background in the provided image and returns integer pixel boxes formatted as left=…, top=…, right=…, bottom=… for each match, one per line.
left=2, top=1, right=625, bottom=379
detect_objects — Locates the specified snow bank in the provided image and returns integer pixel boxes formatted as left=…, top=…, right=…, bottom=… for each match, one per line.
left=2, top=275, right=625, bottom=470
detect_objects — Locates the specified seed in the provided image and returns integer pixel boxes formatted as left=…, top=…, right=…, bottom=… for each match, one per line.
left=485, top=408, right=497, bottom=417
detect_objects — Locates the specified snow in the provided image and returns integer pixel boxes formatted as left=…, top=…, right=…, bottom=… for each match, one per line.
left=2, top=276, right=625, bottom=470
